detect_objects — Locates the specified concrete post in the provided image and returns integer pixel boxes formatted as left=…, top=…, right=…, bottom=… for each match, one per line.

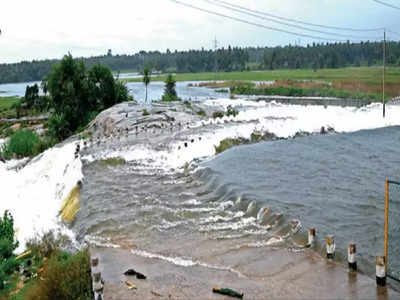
left=308, top=228, right=316, bottom=246
left=91, top=257, right=103, bottom=300
left=326, top=235, right=335, bottom=259
left=348, top=244, right=357, bottom=271
left=376, top=255, right=386, bottom=287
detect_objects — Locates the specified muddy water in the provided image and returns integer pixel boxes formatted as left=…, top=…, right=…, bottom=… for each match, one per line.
left=73, top=102, right=400, bottom=286
left=202, top=126, right=400, bottom=279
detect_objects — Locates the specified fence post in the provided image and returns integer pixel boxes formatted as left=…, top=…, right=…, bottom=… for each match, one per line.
left=348, top=244, right=357, bottom=271
left=326, top=235, right=335, bottom=259
left=376, top=255, right=386, bottom=287
left=308, top=228, right=316, bottom=246
left=384, top=179, right=389, bottom=273
left=91, top=257, right=103, bottom=300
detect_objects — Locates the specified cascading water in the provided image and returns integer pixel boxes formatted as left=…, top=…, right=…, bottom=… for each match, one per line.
left=2, top=99, right=400, bottom=280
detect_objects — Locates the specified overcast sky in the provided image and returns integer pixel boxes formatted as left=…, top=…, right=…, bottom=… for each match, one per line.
left=0, top=0, right=399, bottom=63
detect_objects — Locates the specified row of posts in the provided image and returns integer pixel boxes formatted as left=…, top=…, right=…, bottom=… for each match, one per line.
left=307, top=228, right=387, bottom=287
left=91, top=257, right=104, bottom=300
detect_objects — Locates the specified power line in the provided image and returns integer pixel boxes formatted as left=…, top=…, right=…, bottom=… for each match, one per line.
left=204, top=0, right=380, bottom=40
left=212, top=0, right=385, bottom=32
left=170, top=0, right=372, bottom=42
left=387, top=29, right=400, bottom=37
left=372, top=0, right=400, bottom=10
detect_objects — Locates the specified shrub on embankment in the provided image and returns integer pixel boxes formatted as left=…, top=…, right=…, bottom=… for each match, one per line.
left=0, top=129, right=56, bottom=159
left=25, top=249, right=92, bottom=300
left=230, top=85, right=382, bottom=102
left=215, top=131, right=276, bottom=154
left=0, top=225, right=93, bottom=300
left=0, top=211, right=19, bottom=291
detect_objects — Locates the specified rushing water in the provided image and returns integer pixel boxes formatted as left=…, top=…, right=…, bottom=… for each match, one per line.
left=202, top=126, right=400, bottom=278
left=1, top=93, right=400, bottom=281
left=73, top=101, right=400, bottom=280
left=75, top=127, right=400, bottom=279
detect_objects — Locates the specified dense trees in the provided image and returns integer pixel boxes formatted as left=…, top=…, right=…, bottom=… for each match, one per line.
left=1, top=41, right=399, bottom=84
left=258, top=41, right=397, bottom=70
left=47, top=54, right=131, bottom=140
left=24, top=84, right=39, bottom=108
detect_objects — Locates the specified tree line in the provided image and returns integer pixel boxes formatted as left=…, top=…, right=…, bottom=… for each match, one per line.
left=1, top=41, right=399, bottom=84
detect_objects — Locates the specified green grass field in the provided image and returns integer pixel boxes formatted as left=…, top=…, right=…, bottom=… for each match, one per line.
left=0, top=96, right=20, bottom=110
left=123, top=67, right=399, bottom=84
left=123, top=67, right=400, bottom=97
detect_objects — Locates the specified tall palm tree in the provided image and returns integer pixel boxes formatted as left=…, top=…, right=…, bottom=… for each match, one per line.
left=143, top=68, right=151, bottom=103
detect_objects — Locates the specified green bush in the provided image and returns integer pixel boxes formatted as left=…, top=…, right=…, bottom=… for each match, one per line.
left=214, top=138, right=247, bottom=154
left=197, top=109, right=207, bottom=117
left=230, top=85, right=380, bottom=102
left=0, top=211, right=19, bottom=291
left=47, top=113, right=70, bottom=142
left=0, top=211, right=18, bottom=257
left=25, top=249, right=92, bottom=300
left=162, top=74, right=179, bottom=102
left=26, top=231, right=71, bottom=265
left=212, top=111, right=224, bottom=119
left=226, top=105, right=238, bottom=117
left=162, top=93, right=179, bottom=102
left=1, top=130, right=40, bottom=159
left=142, top=109, right=150, bottom=116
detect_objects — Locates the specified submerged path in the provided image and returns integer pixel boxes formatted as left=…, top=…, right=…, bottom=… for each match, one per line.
left=78, top=100, right=400, bottom=299
left=90, top=245, right=399, bottom=300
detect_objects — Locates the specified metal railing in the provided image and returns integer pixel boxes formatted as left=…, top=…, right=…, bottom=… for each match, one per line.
left=385, top=179, right=400, bottom=281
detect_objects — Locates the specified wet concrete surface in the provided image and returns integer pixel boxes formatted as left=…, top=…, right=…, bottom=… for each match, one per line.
left=90, top=246, right=400, bottom=300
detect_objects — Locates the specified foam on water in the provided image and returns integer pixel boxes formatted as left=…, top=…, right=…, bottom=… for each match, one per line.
left=0, top=142, right=83, bottom=251
left=131, top=249, right=246, bottom=277
left=87, top=100, right=400, bottom=172
left=3, top=99, right=399, bottom=252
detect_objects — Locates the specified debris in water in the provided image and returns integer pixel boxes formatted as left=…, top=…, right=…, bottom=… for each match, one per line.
left=124, top=269, right=136, bottom=275
left=124, top=269, right=147, bottom=279
left=124, top=280, right=137, bottom=289
left=212, top=287, right=243, bottom=299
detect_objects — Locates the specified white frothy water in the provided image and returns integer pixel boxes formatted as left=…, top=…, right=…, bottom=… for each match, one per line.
left=0, top=142, right=83, bottom=252
left=131, top=249, right=246, bottom=277
left=2, top=99, right=399, bottom=252
left=93, top=100, right=400, bottom=171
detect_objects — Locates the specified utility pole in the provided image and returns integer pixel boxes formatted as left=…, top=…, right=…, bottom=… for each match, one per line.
left=383, top=29, right=386, bottom=118
left=214, top=36, right=218, bottom=81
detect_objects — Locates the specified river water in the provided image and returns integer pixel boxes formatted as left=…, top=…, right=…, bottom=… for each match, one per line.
left=1, top=80, right=399, bottom=282
left=0, top=81, right=222, bottom=101
left=72, top=101, right=400, bottom=282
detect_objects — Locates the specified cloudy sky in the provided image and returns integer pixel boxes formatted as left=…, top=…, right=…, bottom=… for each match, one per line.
left=0, top=0, right=399, bottom=63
